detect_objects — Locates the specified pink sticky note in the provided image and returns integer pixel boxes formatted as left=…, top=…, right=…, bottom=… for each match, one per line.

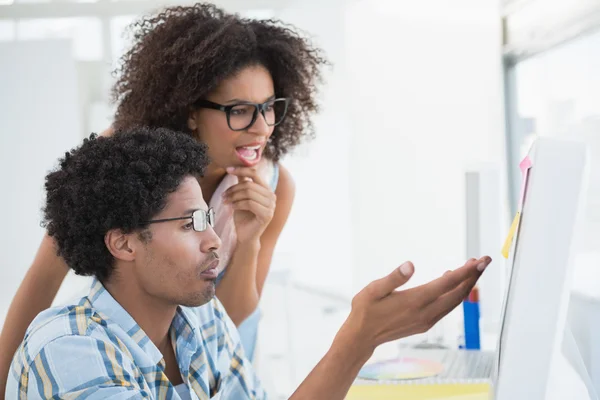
left=518, top=156, right=533, bottom=209
left=520, top=156, right=532, bottom=172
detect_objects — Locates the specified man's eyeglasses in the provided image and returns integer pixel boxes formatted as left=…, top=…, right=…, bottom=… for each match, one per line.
left=144, top=208, right=215, bottom=232
left=194, top=98, right=290, bottom=131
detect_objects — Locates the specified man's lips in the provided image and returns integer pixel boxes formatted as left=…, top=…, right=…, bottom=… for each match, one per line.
left=199, top=256, right=220, bottom=279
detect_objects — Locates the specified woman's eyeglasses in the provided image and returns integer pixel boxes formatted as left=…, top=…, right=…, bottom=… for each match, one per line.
left=194, top=98, right=290, bottom=131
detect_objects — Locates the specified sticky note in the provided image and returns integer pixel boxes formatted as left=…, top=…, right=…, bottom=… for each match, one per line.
left=518, top=156, right=532, bottom=210
left=519, top=156, right=532, bottom=173
left=502, top=155, right=532, bottom=259
left=502, top=212, right=521, bottom=259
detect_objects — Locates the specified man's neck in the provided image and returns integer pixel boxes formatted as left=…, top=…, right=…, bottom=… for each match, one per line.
left=103, top=278, right=177, bottom=353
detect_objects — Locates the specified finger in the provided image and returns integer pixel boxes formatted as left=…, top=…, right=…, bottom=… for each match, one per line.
left=364, top=262, right=415, bottom=300
left=423, top=274, right=482, bottom=326
left=442, top=258, right=475, bottom=276
left=100, top=126, right=115, bottom=137
left=226, top=167, right=269, bottom=188
left=419, top=257, right=491, bottom=304
left=226, top=188, right=273, bottom=208
left=223, top=181, right=273, bottom=199
left=231, top=200, right=273, bottom=219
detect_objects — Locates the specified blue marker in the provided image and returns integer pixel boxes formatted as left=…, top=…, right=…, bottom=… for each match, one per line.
left=462, top=287, right=481, bottom=350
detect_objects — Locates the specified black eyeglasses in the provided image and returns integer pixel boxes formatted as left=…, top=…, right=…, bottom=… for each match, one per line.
left=144, top=208, right=215, bottom=232
left=195, top=98, right=290, bottom=131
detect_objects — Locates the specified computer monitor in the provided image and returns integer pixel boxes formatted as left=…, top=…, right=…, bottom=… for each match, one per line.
left=493, top=137, right=589, bottom=399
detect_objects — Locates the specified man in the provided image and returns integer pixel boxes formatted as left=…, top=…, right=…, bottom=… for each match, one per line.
left=7, top=127, right=490, bottom=399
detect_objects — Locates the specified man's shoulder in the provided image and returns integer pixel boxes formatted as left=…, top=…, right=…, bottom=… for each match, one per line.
left=17, top=298, right=106, bottom=366
left=7, top=299, right=146, bottom=398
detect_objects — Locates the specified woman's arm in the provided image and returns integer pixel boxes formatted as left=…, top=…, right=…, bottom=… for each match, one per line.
left=255, top=164, right=295, bottom=296
left=0, top=234, right=68, bottom=398
left=216, top=164, right=295, bottom=326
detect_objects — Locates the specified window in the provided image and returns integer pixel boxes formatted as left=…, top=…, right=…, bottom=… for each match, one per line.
left=14, top=0, right=52, bottom=4
left=16, top=18, right=102, bottom=60
left=507, top=28, right=600, bottom=253
left=244, top=9, right=275, bottom=20
left=0, top=20, right=16, bottom=41
left=110, top=15, right=136, bottom=66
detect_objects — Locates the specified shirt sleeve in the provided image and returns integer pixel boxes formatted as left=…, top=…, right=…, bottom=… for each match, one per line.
left=212, top=299, right=267, bottom=400
left=13, top=335, right=151, bottom=400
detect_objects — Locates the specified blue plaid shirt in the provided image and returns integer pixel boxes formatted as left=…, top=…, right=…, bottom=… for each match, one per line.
left=6, top=279, right=266, bottom=399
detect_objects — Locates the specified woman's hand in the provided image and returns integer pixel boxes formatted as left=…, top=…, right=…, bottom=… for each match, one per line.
left=223, top=167, right=277, bottom=245
left=99, top=126, right=115, bottom=137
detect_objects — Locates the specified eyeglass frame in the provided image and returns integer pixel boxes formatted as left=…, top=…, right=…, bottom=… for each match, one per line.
left=143, top=208, right=215, bottom=232
left=194, top=98, right=290, bottom=132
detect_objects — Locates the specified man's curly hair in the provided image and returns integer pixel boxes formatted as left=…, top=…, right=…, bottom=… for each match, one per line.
left=43, top=127, right=209, bottom=281
left=111, top=3, right=328, bottom=161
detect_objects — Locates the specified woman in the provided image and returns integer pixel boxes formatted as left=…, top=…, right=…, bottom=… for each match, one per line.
left=0, top=3, right=327, bottom=393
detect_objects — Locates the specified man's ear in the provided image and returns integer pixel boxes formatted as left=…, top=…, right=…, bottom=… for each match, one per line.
left=105, top=229, right=137, bottom=262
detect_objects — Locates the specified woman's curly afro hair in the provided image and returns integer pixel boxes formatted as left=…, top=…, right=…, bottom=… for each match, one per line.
left=43, top=127, right=209, bottom=281
left=111, top=3, right=328, bottom=162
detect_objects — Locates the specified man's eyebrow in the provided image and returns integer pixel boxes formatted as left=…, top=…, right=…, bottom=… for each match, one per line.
left=182, top=208, right=201, bottom=216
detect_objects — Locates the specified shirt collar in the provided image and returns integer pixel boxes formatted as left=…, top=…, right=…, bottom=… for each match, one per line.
left=87, top=278, right=165, bottom=365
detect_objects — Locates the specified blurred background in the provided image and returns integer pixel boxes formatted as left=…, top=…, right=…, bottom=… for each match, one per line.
left=1, top=0, right=599, bottom=397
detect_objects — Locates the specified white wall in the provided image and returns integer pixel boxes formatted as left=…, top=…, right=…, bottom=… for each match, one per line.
left=272, top=0, right=355, bottom=298
left=345, top=0, right=507, bottom=341
left=0, top=40, right=82, bottom=326
left=267, top=0, right=507, bottom=346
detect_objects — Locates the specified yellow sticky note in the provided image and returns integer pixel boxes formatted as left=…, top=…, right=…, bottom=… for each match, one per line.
left=501, top=212, right=521, bottom=258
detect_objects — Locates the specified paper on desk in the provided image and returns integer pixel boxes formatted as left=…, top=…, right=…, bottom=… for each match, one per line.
left=442, top=395, right=488, bottom=400
left=346, top=384, right=490, bottom=400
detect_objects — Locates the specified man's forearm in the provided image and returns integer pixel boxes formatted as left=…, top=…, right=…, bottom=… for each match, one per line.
left=289, top=327, right=373, bottom=400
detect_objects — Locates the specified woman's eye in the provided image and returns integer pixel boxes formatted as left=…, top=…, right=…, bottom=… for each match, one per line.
left=183, top=222, right=194, bottom=230
left=231, top=108, right=246, bottom=116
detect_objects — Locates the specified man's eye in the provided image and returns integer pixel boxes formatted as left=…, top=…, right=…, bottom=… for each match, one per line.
left=183, top=222, right=194, bottom=230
